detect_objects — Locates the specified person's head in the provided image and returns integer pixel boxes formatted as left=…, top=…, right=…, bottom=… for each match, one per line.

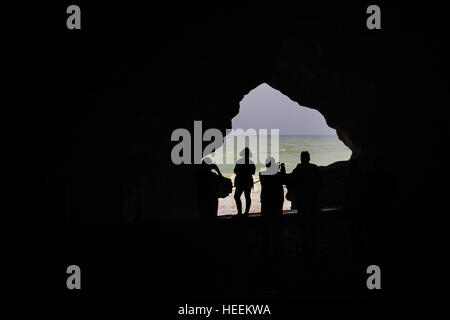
left=202, top=157, right=212, bottom=165
left=300, top=151, right=310, bottom=164
left=265, top=156, right=276, bottom=168
left=262, top=156, right=278, bottom=175
left=240, top=147, right=252, bottom=160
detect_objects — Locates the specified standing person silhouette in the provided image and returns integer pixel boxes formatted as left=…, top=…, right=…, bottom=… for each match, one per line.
left=233, top=148, right=256, bottom=217
left=291, top=151, right=322, bottom=260
left=259, top=157, right=286, bottom=257
left=197, top=157, right=223, bottom=223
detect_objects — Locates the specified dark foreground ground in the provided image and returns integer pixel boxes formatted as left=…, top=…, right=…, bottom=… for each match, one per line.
left=2, top=209, right=383, bottom=300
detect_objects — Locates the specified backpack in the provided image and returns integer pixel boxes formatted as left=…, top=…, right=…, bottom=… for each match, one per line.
left=216, top=176, right=233, bottom=198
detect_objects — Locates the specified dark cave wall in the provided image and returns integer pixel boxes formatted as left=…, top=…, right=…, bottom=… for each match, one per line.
left=18, top=2, right=449, bottom=295
left=115, top=16, right=386, bottom=222
left=44, top=3, right=446, bottom=226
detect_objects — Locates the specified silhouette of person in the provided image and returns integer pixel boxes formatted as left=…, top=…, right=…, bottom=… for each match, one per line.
left=259, top=157, right=286, bottom=257
left=197, top=157, right=223, bottom=223
left=233, top=148, right=256, bottom=217
left=291, top=151, right=322, bottom=259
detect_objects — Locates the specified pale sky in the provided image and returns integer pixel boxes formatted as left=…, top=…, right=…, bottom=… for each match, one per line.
left=232, top=83, right=335, bottom=135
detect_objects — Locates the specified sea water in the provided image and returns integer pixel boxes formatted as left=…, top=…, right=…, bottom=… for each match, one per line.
left=216, top=135, right=351, bottom=175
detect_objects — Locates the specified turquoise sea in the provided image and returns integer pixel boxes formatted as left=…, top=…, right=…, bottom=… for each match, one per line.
left=216, top=135, right=352, bottom=175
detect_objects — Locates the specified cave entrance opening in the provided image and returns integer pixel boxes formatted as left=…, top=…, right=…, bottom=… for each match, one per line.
left=215, top=83, right=352, bottom=216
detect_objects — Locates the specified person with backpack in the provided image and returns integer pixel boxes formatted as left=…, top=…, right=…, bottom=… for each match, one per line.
left=197, top=157, right=232, bottom=222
